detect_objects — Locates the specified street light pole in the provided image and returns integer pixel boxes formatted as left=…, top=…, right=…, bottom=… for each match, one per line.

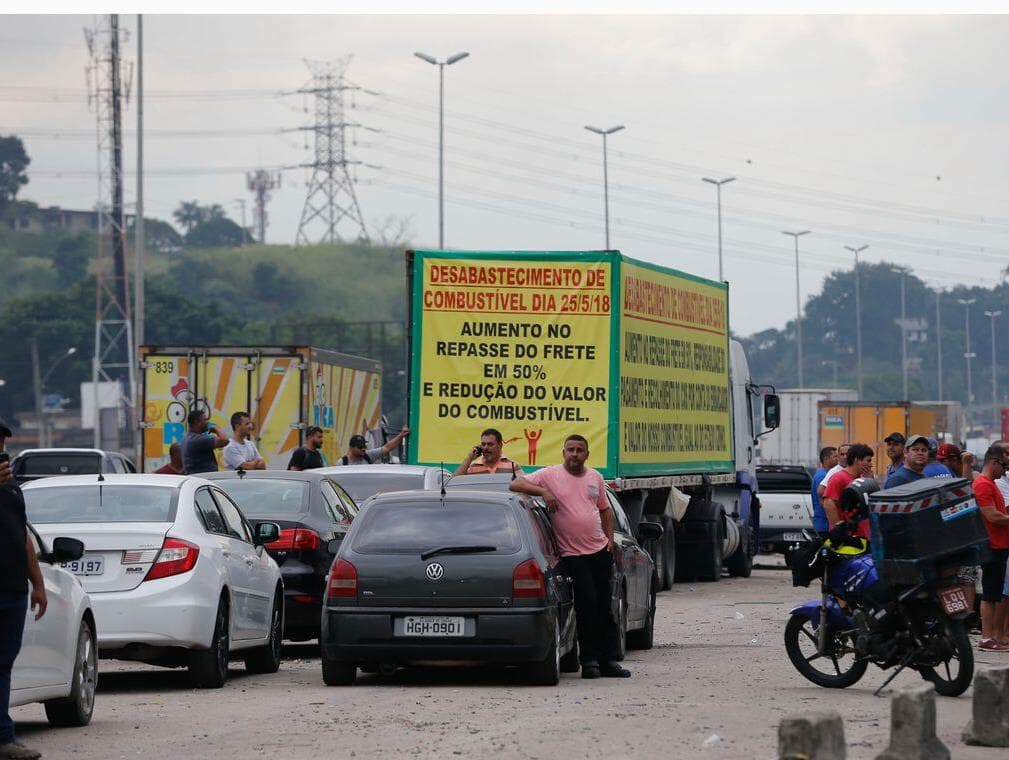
left=702, top=176, right=735, bottom=281
left=844, top=244, right=868, bottom=398
left=782, top=230, right=811, bottom=388
left=32, top=343, right=77, bottom=448
left=958, top=297, right=976, bottom=427
left=897, top=268, right=908, bottom=400
left=585, top=125, right=625, bottom=249
left=414, top=50, right=469, bottom=249
left=985, top=309, right=1002, bottom=432
left=935, top=289, right=943, bottom=402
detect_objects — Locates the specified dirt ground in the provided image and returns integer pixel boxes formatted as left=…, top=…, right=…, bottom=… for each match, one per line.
left=13, top=557, right=1008, bottom=759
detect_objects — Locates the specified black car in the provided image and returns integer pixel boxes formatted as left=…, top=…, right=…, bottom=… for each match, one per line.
left=204, top=470, right=359, bottom=641
left=445, top=473, right=660, bottom=657
left=321, top=488, right=580, bottom=686
left=11, top=448, right=136, bottom=484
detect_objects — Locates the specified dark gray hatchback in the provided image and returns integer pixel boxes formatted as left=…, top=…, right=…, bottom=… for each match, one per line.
left=320, top=489, right=578, bottom=685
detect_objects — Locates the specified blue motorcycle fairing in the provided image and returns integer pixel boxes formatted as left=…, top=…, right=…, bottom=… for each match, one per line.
left=789, top=596, right=854, bottom=630
left=828, top=554, right=880, bottom=597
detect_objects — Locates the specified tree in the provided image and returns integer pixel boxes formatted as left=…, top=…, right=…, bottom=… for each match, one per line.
left=172, top=201, right=204, bottom=233
left=0, top=136, right=30, bottom=215
left=51, top=233, right=91, bottom=287
left=127, top=217, right=183, bottom=254
left=185, top=215, right=244, bottom=248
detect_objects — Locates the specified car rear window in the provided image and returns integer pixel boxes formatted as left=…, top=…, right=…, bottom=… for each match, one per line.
left=212, top=479, right=310, bottom=516
left=330, top=473, right=426, bottom=503
left=16, top=454, right=101, bottom=476
left=757, top=470, right=813, bottom=493
left=24, top=485, right=178, bottom=523
left=352, top=501, right=522, bottom=554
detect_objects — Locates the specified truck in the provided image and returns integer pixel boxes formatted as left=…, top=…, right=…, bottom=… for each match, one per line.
left=138, top=345, right=383, bottom=473
left=818, top=399, right=965, bottom=478
left=756, top=388, right=858, bottom=468
left=404, top=250, right=779, bottom=587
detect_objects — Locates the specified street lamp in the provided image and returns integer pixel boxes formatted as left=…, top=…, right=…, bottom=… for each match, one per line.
left=782, top=230, right=811, bottom=388
left=32, top=343, right=77, bottom=447
left=702, top=176, right=735, bottom=281
left=935, top=289, right=943, bottom=402
left=585, top=124, right=625, bottom=249
left=844, top=244, right=868, bottom=398
left=957, top=297, right=976, bottom=427
left=414, top=50, right=470, bottom=249
left=890, top=266, right=909, bottom=400
left=985, top=309, right=1002, bottom=432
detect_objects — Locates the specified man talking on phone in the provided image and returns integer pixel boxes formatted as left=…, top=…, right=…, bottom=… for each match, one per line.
left=455, top=428, right=524, bottom=476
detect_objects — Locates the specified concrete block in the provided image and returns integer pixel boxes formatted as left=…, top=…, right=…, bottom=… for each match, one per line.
left=963, top=665, right=1009, bottom=747
left=875, top=682, right=949, bottom=760
left=778, top=711, right=846, bottom=760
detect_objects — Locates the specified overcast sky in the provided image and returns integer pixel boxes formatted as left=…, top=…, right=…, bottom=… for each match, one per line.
left=4, top=12, right=1009, bottom=334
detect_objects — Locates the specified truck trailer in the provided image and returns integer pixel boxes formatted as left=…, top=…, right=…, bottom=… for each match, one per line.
left=405, top=250, right=779, bottom=586
left=756, top=388, right=858, bottom=468
left=139, top=345, right=382, bottom=473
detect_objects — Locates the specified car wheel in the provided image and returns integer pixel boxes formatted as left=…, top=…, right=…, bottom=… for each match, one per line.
left=614, top=587, right=628, bottom=661
left=321, top=655, right=357, bottom=686
left=627, top=573, right=656, bottom=651
left=44, top=616, right=98, bottom=727
left=244, top=590, right=283, bottom=674
left=525, top=619, right=561, bottom=686
left=189, top=596, right=230, bottom=689
left=660, top=518, right=676, bottom=590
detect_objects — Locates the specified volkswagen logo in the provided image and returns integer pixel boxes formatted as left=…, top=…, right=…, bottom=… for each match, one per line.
left=425, top=562, right=444, bottom=581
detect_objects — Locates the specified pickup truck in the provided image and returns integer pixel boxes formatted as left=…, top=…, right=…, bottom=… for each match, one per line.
left=755, top=464, right=814, bottom=564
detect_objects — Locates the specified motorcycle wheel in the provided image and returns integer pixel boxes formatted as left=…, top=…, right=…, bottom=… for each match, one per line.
left=916, top=619, right=974, bottom=697
left=784, top=613, right=868, bottom=689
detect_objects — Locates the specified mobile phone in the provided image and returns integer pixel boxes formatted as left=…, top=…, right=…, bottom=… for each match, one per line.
left=0, top=453, right=9, bottom=465
left=472, top=446, right=482, bottom=457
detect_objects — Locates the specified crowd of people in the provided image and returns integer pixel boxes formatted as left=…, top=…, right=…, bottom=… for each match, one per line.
left=811, top=432, right=1009, bottom=653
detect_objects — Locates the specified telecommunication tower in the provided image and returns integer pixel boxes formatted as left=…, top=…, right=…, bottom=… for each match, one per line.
left=294, top=58, right=369, bottom=245
left=85, top=14, right=135, bottom=447
left=246, top=169, right=281, bottom=244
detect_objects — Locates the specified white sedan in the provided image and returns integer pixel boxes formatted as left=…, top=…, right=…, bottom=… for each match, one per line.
left=22, top=474, right=284, bottom=688
left=11, top=526, right=96, bottom=727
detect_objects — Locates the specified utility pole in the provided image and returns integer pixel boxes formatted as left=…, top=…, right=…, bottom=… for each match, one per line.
left=782, top=230, right=811, bottom=388
left=985, top=309, right=1002, bottom=432
left=293, top=58, right=370, bottom=245
left=896, top=267, right=908, bottom=400
left=935, top=289, right=943, bottom=402
left=246, top=169, right=281, bottom=243
left=958, top=297, right=976, bottom=428
left=233, top=199, right=247, bottom=245
left=32, top=337, right=43, bottom=448
left=585, top=125, right=625, bottom=249
left=703, top=177, right=735, bottom=282
left=844, top=244, right=868, bottom=398
left=133, top=13, right=144, bottom=467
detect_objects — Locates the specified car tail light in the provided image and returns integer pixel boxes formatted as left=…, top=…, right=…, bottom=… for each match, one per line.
left=266, top=528, right=320, bottom=551
left=327, top=558, right=358, bottom=598
left=144, top=537, right=200, bottom=582
left=512, top=559, right=546, bottom=599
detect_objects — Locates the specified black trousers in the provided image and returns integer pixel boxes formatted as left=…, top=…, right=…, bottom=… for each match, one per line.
left=562, top=548, right=620, bottom=664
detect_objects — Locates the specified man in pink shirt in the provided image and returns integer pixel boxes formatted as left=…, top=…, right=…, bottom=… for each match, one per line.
left=510, top=434, right=629, bottom=679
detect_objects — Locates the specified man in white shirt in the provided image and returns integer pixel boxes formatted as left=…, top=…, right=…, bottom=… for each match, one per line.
left=223, top=411, right=266, bottom=470
left=817, top=443, right=850, bottom=501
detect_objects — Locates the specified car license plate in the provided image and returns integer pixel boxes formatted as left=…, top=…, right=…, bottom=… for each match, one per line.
left=782, top=532, right=805, bottom=542
left=938, top=587, right=969, bottom=615
left=399, top=616, right=465, bottom=637
left=60, top=556, right=105, bottom=576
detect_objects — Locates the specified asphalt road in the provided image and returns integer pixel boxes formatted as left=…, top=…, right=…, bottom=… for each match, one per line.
left=13, top=558, right=1009, bottom=759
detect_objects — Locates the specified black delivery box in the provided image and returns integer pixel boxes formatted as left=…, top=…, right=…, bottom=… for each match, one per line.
left=868, top=477, right=988, bottom=585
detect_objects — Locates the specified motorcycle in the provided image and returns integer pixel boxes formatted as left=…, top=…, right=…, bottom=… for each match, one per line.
left=784, top=528, right=975, bottom=697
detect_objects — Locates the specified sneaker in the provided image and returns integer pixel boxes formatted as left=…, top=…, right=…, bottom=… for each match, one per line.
left=0, top=740, right=42, bottom=760
left=977, top=638, right=1009, bottom=652
left=599, top=661, right=632, bottom=678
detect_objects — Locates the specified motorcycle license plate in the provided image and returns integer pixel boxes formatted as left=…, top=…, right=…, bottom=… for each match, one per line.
left=938, top=587, right=969, bottom=615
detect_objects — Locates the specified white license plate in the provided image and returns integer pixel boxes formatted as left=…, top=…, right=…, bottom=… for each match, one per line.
left=938, top=587, right=969, bottom=615
left=782, top=532, right=805, bottom=542
left=400, top=616, right=465, bottom=637
left=60, top=556, right=105, bottom=576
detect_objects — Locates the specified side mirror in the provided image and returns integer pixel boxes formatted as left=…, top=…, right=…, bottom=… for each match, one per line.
left=254, top=522, right=281, bottom=546
left=637, top=521, right=663, bottom=542
left=51, top=536, right=85, bottom=563
left=763, top=393, right=781, bottom=430
left=327, top=538, right=343, bottom=555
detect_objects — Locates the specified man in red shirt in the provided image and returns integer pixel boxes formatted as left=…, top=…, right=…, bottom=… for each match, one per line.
left=153, top=443, right=184, bottom=475
left=973, top=444, right=1009, bottom=651
left=822, top=443, right=875, bottom=540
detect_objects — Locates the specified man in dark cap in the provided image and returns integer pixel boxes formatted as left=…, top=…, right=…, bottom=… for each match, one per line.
left=884, top=434, right=930, bottom=487
left=335, top=426, right=410, bottom=466
left=883, top=432, right=906, bottom=479
left=0, top=419, right=47, bottom=760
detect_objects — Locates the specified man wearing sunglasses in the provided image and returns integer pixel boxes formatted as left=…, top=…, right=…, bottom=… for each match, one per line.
left=973, top=444, right=1009, bottom=652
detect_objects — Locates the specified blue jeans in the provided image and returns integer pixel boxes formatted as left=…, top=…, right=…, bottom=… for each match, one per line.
left=0, top=591, right=28, bottom=744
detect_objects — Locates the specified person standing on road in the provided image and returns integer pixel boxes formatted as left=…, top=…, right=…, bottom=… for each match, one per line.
left=883, top=435, right=930, bottom=487
left=972, top=444, right=1009, bottom=651
left=509, top=434, right=629, bottom=680
left=936, top=443, right=975, bottom=482
left=817, top=443, right=850, bottom=502
left=811, top=446, right=838, bottom=537
left=334, top=427, right=410, bottom=466
left=153, top=443, right=184, bottom=475
left=922, top=437, right=955, bottom=478
left=223, top=411, right=266, bottom=471
left=822, top=443, right=874, bottom=540
left=455, top=428, right=524, bottom=476
left=883, top=432, right=906, bottom=479
left=180, top=409, right=229, bottom=474
left=0, top=419, right=47, bottom=760
left=288, top=426, right=328, bottom=471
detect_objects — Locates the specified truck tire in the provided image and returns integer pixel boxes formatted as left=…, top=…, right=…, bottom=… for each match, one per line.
left=660, top=516, right=676, bottom=589
left=726, top=524, right=754, bottom=578
left=675, top=497, right=722, bottom=583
